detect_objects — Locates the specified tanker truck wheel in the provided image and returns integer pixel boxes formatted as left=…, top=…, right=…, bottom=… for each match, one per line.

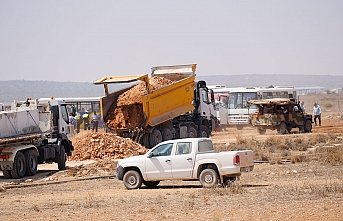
left=58, top=145, right=66, bottom=170
left=11, top=151, right=26, bottom=179
left=2, top=170, right=12, bottom=179
left=149, top=129, right=162, bottom=148
left=24, top=150, right=38, bottom=176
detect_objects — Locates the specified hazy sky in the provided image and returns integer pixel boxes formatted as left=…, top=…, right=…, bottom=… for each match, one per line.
left=1, top=0, right=343, bottom=83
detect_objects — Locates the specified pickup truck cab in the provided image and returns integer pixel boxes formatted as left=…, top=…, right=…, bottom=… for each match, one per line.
left=116, top=138, right=254, bottom=189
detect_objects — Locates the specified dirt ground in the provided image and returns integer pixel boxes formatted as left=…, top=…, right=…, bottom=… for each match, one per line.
left=0, top=94, right=343, bottom=220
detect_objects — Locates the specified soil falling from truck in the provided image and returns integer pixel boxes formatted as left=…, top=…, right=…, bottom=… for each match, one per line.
left=104, top=76, right=173, bottom=130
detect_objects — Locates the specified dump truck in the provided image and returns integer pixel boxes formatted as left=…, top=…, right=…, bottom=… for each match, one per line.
left=0, top=98, right=74, bottom=179
left=94, top=64, right=217, bottom=148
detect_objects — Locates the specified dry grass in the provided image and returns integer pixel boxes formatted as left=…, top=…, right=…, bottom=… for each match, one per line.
left=215, top=133, right=343, bottom=165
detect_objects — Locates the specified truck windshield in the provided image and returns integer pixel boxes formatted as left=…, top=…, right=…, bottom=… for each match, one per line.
left=198, top=140, right=214, bottom=153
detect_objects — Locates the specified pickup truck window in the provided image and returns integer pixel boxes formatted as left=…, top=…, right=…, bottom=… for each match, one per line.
left=198, top=140, right=214, bottom=153
left=176, top=142, right=192, bottom=155
left=151, top=143, right=173, bottom=157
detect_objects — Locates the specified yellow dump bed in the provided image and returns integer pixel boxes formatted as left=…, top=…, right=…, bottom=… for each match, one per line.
left=94, top=64, right=197, bottom=129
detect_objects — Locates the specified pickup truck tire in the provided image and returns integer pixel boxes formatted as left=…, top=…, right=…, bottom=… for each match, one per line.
left=304, top=119, right=312, bottom=132
left=162, top=128, right=173, bottom=141
left=199, top=169, right=219, bottom=188
left=24, top=150, right=38, bottom=176
left=223, top=177, right=236, bottom=187
left=58, top=145, right=66, bottom=170
left=123, top=170, right=143, bottom=190
left=143, top=181, right=160, bottom=188
left=11, top=151, right=26, bottom=179
left=149, top=129, right=162, bottom=147
left=198, top=125, right=210, bottom=138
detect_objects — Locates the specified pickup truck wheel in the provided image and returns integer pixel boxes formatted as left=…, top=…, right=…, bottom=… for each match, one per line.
left=143, top=181, right=160, bottom=188
left=58, top=145, right=66, bottom=170
left=24, top=150, right=38, bottom=176
left=149, top=129, right=162, bottom=147
left=161, top=128, right=173, bottom=141
left=188, top=126, right=197, bottom=138
left=278, top=122, right=288, bottom=134
left=11, top=151, right=26, bottom=179
left=123, top=170, right=143, bottom=190
left=199, top=169, right=219, bottom=188
left=304, top=119, right=312, bottom=132
left=198, top=125, right=210, bottom=138
left=2, top=170, right=12, bottom=179
left=257, top=127, right=266, bottom=135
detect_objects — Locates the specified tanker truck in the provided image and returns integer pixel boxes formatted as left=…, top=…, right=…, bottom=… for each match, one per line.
left=0, top=98, right=74, bottom=179
left=94, top=64, right=217, bottom=148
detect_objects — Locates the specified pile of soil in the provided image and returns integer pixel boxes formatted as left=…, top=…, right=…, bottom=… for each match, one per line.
left=69, top=131, right=148, bottom=161
left=105, top=76, right=173, bottom=130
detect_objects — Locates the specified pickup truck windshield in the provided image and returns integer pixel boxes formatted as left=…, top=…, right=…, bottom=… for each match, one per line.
left=198, top=140, right=214, bottom=153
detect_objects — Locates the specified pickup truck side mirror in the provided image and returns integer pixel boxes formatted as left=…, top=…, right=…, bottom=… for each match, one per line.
left=147, top=152, right=153, bottom=158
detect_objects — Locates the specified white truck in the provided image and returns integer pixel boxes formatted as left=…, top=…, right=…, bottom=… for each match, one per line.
left=0, top=98, right=74, bottom=179
left=116, top=138, right=254, bottom=189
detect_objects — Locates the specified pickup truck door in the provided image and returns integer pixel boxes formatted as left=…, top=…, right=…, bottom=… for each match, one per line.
left=145, top=143, right=173, bottom=180
left=171, top=141, right=194, bottom=179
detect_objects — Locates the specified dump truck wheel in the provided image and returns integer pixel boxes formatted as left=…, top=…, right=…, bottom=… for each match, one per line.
left=24, top=150, right=38, bottom=176
left=161, top=128, right=173, bottom=141
left=58, top=145, right=66, bottom=170
left=11, top=151, right=26, bottom=179
left=304, top=119, right=312, bottom=132
left=198, top=125, right=210, bottom=138
left=144, top=181, right=160, bottom=188
left=123, top=170, right=143, bottom=190
left=199, top=169, right=219, bottom=188
left=142, top=133, right=151, bottom=148
left=188, top=126, right=197, bottom=138
left=149, top=129, right=162, bottom=148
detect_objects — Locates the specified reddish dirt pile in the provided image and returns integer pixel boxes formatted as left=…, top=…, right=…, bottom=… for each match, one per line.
left=68, top=131, right=148, bottom=161
left=105, top=76, right=173, bottom=130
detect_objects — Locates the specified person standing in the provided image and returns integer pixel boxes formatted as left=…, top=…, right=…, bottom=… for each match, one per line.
left=313, top=102, right=322, bottom=126
left=91, top=111, right=101, bottom=132
left=300, top=101, right=306, bottom=113
left=82, top=111, right=90, bottom=130
left=68, top=113, right=76, bottom=135
left=75, top=112, right=82, bottom=133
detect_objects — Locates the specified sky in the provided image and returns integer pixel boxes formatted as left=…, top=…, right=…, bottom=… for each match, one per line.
left=1, top=0, right=343, bottom=83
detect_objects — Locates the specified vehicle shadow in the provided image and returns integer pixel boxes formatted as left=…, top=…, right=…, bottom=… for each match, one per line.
left=0, top=170, right=58, bottom=184
left=140, top=183, right=269, bottom=189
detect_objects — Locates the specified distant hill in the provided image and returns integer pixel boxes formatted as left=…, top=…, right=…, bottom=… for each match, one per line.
left=1, top=74, right=342, bottom=102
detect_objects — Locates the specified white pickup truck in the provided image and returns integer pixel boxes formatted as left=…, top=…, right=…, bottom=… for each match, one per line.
left=116, top=138, right=254, bottom=189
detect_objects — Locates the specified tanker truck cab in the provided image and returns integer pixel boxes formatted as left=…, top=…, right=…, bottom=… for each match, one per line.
left=38, top=98, right=73, bottom=139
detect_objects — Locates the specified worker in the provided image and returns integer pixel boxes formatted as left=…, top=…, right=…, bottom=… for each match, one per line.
left=75, top=112, right=82, bottom=133
left=91, top=111, right=101, bottom=132
left=82, top=111, right=90, bottom=130
left=68, top=113, right=76, bottom=135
